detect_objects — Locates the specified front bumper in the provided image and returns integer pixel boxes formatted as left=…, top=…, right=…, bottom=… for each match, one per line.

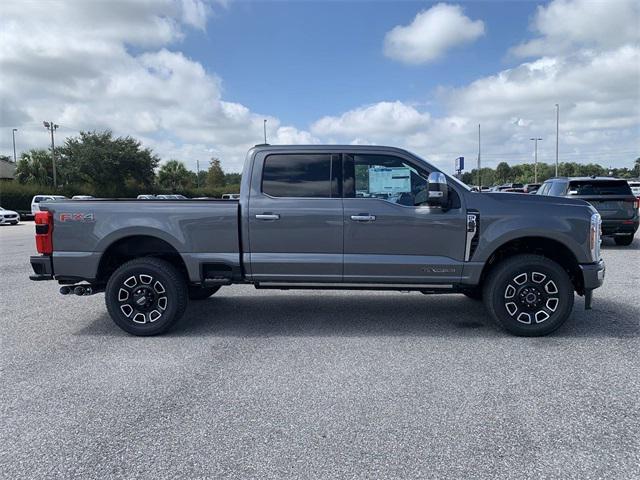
left=29, top=255, right=54, bottom=281
left=579, top=258, right=605, bottom=291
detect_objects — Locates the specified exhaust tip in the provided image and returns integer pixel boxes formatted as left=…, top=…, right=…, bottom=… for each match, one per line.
left=59, top=286, right=71, bottom=295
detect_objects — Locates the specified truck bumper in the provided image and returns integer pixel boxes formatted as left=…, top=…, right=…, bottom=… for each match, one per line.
left=579, top=258, right=605, bottom=291
left=29, top=255, right=54, bottom=281
left=601, top=219, right=639, bottom=236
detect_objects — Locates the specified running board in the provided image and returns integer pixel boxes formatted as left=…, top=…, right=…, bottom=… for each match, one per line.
left=254, top=282, right=455, bottom=292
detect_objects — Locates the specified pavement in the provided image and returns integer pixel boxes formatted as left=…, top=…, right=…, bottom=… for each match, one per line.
left=1, top=222, right=639, bottom=479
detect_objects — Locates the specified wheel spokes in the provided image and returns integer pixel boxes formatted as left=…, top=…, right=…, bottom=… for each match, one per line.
left=116, top=273, right=168, bottom=324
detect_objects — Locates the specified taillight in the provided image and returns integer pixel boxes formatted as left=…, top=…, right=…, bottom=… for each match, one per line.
left=34, top=211, right=53, bottom=254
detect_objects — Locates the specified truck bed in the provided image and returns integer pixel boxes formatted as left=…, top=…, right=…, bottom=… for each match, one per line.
left=41, top=199, right=241, bottom=283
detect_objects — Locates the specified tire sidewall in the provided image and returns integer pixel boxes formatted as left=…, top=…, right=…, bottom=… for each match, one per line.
left=486, top=256, right=574, bottom=336
left=105, top=259, right=186, bottom=336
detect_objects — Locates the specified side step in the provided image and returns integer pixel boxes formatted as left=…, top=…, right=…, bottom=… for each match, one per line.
left=203, top=277, right=233, bottom=286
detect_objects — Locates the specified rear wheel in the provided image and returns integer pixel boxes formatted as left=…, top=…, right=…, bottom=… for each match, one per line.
left=188, top=285, right=220, bottom=300
left=483, top=254, right=574, bottom=336
left=105, top=257, right=188, bottom=336
left=614, top=234, right=634, bottom=246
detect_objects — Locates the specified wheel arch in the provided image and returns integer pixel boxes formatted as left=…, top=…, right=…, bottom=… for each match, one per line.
left=478, top=236, right=584, bottom=294
left=96, top=235, right=190, bottom=285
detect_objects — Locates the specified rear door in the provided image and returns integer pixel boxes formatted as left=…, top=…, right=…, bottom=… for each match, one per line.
left=247, top=151, right=343, bottom=282
left=342, top=152, right=467, bottom=284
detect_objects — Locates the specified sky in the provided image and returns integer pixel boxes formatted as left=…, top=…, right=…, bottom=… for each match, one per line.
left=1, top=0, right=639, bottom=174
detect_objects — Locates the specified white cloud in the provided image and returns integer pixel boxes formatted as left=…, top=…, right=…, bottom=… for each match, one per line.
left=511, top=0, right=640, bottom=57
left=383, top=3, right=485, bottom=64
left=0, top=0, right=311, bottom=173
left=312, top=101, right=430, bottom=138
left=305, top=42, right=639, bottom=171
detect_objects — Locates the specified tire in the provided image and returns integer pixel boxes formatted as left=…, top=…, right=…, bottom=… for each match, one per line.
left=614, top=235, right=634, bottom=246
left=105, top=257, right=188, bottom=336
left=188, top=285, right=220, bottom=300
left=483, top=254, right=574, bottom=336
left=462, top=288, right=483, bottom=301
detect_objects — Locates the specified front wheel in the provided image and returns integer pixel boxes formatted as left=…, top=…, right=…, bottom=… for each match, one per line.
left=483, top=254, right=574, bottom=336
left=105, top=257, right=188, bottom=336
left=614, top=235, right=634, bottom=246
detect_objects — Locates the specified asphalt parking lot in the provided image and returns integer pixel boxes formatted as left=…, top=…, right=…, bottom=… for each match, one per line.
left=1, top=223, right=639, bottom=479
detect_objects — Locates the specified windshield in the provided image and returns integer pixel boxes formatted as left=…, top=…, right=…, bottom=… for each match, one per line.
left=409, top=152, right=472, bottom=191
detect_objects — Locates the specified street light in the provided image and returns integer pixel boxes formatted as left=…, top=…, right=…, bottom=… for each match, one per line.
left=43, top=121, right=59, bottom=188
left=530, top=137, right=542, bottom=183
left=555, top=104, right=559, bottom=177
left=12, top=128, right=18, bottom=162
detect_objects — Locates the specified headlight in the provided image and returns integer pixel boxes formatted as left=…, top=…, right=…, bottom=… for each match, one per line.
left=590, top=212, right=601, bottom=261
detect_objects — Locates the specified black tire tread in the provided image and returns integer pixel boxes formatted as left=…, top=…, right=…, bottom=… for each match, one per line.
left=105, top=257, right=188, bottom=336
left=483, top=254, right=574, bottom=337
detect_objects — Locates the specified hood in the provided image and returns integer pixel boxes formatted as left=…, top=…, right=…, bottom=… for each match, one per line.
left=468, top=192, right=596, bottom=213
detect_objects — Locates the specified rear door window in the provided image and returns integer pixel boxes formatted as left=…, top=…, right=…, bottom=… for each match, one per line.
left=262, top=154, right=339, bottom=198
left=568, top=180, right=632, bottom=196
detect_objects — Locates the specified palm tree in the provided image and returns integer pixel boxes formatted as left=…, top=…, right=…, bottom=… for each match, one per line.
left=157, top=160, right=191, bottom=191
left=15, top=149, right=52, bottom=185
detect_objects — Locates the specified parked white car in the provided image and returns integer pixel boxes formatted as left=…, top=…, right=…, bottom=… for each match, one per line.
left=221, top=193, right=240, bottom=199
left=71, top=195, right=94, bottom=200
left=31, top=195, right=67, bottom=215
left=136, top=194, right=156, bottom=199
left=0, top=207, right=20, bottom=225
left=628, top=180, right=640, bottom=198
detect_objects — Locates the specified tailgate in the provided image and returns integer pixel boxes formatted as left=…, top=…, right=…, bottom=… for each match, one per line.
left=572, top=195, right=637, bottom=220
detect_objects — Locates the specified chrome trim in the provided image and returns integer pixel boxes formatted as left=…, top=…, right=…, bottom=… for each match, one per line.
left=350, top=215, right=376, bottom=222
left=464, top=213, right=478, bottom=262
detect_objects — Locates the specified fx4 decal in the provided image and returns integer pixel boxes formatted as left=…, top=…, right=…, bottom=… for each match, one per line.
left=59, top=213, right=95, bottom=222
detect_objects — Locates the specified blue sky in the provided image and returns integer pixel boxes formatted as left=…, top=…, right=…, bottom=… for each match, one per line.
left=183, top=1, right=535, bottom=126
left=2, top=0, right=639, bottom=172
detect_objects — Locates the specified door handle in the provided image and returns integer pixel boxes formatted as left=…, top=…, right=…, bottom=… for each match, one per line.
left=255, top=214, right=280, bottom=220
left=350, top=214, right=376, bottom=222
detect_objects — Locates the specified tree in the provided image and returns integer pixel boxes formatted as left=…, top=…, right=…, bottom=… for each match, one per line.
left=206, top=157, right=225, bottom=187
left=57, top=130, right=159, bottom=196
left=633, top=158, right=640, bottom=178
left=15, top=149, right=53, bottom=185
left=157, top=160, right=192, bottom=191
left=495, top=162, right=511, bottom=184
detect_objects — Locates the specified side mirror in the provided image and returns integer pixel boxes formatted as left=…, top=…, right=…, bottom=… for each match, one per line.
left=427, top=172, right=448, bottom=208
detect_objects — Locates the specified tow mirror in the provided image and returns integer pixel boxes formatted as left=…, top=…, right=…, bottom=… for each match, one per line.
left=427, top=172, right=448, bottom=208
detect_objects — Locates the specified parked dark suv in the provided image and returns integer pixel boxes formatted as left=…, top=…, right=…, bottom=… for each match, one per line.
left=537, top=177, right=639, bottom=245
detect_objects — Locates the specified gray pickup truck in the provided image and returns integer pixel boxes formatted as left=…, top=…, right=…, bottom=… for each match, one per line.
left=30, top=145, right=605, bottom=336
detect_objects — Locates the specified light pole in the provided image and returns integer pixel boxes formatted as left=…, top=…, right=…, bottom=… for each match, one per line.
left=555, top=104, right=559, bottom=177
left=477, top=124, right=481, bottom=188
left=43, top=121, right=59, bottom=188
left=196, top=159, right=200, bottom=188
left=530, top=137, right=542, bottom=183
left=12, top=128, right=18, bottom=162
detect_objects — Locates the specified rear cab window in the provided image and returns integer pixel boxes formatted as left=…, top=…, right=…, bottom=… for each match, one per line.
left=568, top=180, right=632, bottom=196
left=261, top=154, right=340, bottom=198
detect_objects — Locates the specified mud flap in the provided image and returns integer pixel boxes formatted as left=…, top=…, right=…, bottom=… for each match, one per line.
left=584, top=289, right=593, bottom=310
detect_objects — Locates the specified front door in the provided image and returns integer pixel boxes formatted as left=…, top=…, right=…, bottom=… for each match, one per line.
left=248, top=152, right=343, bottom=282
left=342, top=152, right=467, bottom=284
